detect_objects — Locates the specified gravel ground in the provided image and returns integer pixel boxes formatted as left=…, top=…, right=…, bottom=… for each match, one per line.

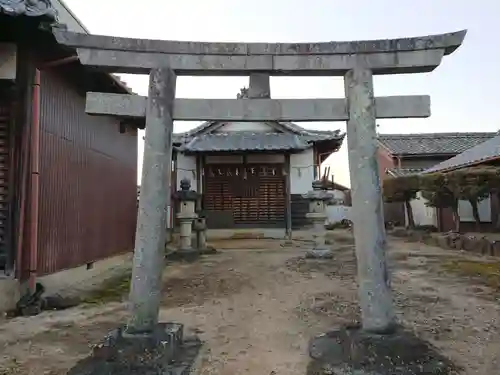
left=0, top=233, right=498, bottom=375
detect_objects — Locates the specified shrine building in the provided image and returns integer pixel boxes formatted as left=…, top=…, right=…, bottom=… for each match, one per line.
left=170, top=88, right=345, bottom=231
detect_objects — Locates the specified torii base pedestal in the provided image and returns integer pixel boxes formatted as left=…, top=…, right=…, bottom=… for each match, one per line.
left=307, top=325, right=457, bottom=375
left=67, top=323, right=202, bottom=375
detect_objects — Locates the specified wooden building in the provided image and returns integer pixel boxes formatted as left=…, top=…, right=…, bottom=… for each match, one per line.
left=0, top=0, right=137, bottom=307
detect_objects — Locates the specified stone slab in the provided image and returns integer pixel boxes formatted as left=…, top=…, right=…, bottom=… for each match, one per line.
left=67, top=323, right=202, bottom=375
left=53, top=29, right=465, bottom=56
left=75, top=48, right=446, bottom=75
left=85, top=92, right=430, bottom=121
left=307, top=326, right=457, bottom=375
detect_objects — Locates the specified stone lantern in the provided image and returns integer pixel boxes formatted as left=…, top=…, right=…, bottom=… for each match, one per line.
left=172, top=178, right=199, bottom=257
left=302, top=180, right=335, bottom=258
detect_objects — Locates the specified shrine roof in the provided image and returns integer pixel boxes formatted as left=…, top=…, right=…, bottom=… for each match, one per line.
left=172, top=121, right=344, bottom=146
left=178, top=132, right=309, bottom=153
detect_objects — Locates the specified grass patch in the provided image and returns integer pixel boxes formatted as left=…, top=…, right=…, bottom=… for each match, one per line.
left=441, top=260, right=500, bottom=290
left=80, top=269, right=132, bottom=305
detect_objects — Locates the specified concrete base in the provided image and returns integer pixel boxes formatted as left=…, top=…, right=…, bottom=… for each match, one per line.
left=67, top=323, right=202, bottom=375
left=307, top=325, right=457, bottom=375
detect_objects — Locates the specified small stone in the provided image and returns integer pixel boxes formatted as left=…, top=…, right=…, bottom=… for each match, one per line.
left=306, top=249, right=334, bottom=259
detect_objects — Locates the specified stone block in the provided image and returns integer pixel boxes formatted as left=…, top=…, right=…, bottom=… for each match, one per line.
left=307, top=326, right=457, bottom=375
left=68, top=323, right=202, bottom=375
left=423, top=235, right=438, bottom=247
left=462, top=236, right=479, bottom=253
left=491, top=241, right=500, bottom=257
left=436, top=235, right=450, bottom=250
left=447, top=233, right=463, bottom=250
left=306, top=249, right=334, bottom=259
left=478, top=237, right=492, bottom=255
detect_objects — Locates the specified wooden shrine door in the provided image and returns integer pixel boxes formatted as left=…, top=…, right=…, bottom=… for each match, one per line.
left=203, top=163, right=286, bottom=228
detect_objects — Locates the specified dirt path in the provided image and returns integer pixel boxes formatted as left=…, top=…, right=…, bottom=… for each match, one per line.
left=0, top=235, right=499, bottom=374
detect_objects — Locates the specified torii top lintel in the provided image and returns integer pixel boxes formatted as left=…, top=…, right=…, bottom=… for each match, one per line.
left=52, top=29, right=467, bottom=76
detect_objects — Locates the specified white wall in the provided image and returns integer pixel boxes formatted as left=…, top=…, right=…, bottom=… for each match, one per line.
left=404, top=192, right=437, bottom=227
left=215, top=122, right=273, bottom=132
left=458, top=196, right=492, bottom=222
left=327, top=205, right=351, bottom=224
left=326, top=189, right=351, bottom=224
left=176, top=153, right=197, bottom=191
left=290, top=148, right=314, bottom=194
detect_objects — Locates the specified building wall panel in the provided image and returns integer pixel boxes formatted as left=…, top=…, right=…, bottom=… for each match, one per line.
left=37, top=69, right=137, bottom=276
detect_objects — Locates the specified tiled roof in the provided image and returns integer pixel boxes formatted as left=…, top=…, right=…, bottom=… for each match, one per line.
left=178, top=132, right=309, bottom=152
left=172, top=121, right=344, bottom=152
left=386, top=168, right=426, bottom=177
left=173, top=121, right=343, bottom=144
left=378, top=132, right=497, bottom=156
left=0, top=0, right=57, bottom=20
left=424, top=133, right=500, bottom=174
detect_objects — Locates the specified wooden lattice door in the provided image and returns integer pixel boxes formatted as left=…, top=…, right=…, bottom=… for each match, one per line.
left=203, top=164, right=286, bottom=228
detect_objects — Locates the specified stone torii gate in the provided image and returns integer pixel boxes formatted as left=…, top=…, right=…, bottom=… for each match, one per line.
left=53, top=30, right=466, bottom=337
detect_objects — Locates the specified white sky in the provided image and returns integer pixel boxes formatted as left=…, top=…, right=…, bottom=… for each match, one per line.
left=63, top=0, right=500, bottom=187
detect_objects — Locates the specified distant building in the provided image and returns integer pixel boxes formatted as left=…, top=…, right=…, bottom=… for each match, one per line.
left=423, top=133, right=500, bottom=232
left=377, top=132, right=497, bottom=227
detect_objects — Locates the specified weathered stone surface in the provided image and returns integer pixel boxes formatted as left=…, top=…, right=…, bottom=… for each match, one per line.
left=345, top=67, right=395, bottom=333
left=305, top=249, right=334, bottom=259
left=447, top=233, right=463, bottom=250
left=248, top=73, right=271, bottom=98
left=67, top=323, right=202, bottom=375
left=85, top=92, right=430, bottom=122
left=436, top=235, right=451, bottom=249
left=462, top=236, right=479, bottom=253
left=128, top=68, right=176, bottom=334
left=74, top=47, right=449, bottom=75
left=307, top=326, right=457, bottom=375
left=53, top=29, right=466, bottom=56
left=491, top=241, right=500, bottom=257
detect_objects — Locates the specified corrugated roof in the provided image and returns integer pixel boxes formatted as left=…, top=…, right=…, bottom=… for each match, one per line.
left=378, top=132, right=496, bottom=156
left=179, top=132, right=309, bottom=153
left=386, top=168, right=426, bottom=177
left=424, top=133, right=500, bottom=174
left=0, top=0, right=57, bottom=19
